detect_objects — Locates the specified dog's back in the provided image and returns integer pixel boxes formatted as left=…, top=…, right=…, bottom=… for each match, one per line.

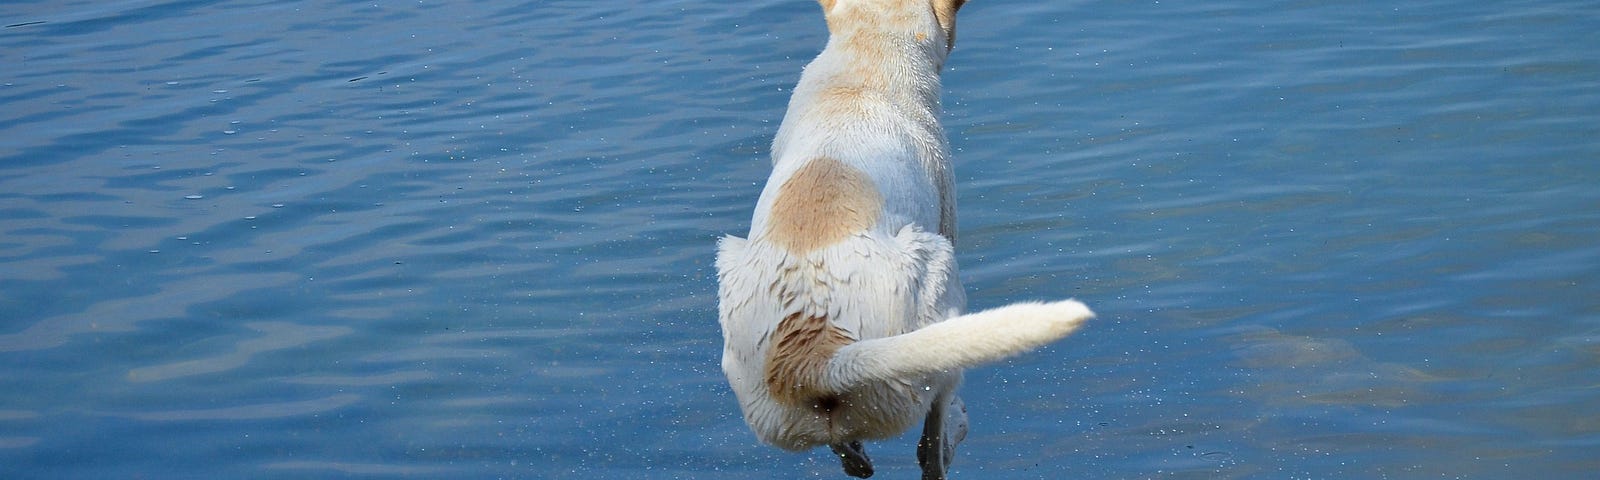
left=759, top=0, right=959, bottom=247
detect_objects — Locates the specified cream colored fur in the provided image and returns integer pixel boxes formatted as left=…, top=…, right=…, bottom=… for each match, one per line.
left=715, top=1, right=1094, bottom=478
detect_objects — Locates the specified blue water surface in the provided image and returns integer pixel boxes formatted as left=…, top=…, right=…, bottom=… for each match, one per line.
left=2, top=0, right=1597, bottom=478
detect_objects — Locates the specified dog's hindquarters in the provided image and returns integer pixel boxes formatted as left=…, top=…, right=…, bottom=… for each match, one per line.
left=717, top=224, right=1092, bottom=451
left=716, top=224, right=963, bottom=450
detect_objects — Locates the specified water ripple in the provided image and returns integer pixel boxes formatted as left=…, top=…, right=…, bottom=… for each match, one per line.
left=114, top=394, right=361, bottom=422
left=1, top=0, right=1596, bottom=477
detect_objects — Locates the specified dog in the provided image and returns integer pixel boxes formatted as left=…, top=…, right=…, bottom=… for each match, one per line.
left=715, top=1, right=1094, bottom=478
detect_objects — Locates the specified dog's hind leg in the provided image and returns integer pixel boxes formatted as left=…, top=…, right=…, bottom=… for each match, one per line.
left=917, top=394, right=968, bottom=480
left=831, top=441, right=873, bottom=478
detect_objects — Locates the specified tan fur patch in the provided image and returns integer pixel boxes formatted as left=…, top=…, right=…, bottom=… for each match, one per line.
left=764, top=310, right=853, bottom=407
left=766, top=156, right=880, bottom=253
left=934, top=0, right=966, bottom=52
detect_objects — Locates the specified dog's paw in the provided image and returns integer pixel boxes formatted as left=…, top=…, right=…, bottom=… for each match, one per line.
left=832, top=441, right=873, bottom=478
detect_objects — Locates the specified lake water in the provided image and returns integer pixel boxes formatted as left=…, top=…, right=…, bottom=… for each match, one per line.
left=2, top=0, right=1597, bottom=478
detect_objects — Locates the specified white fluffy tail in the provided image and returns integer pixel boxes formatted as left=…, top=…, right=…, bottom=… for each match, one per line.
left=823, top=300, right=1094, bottom=391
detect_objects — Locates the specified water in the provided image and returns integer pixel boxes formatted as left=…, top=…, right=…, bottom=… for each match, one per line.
left=2, top=0, right=1597, bottom=478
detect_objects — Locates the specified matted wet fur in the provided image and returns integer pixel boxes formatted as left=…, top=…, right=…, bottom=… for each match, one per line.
left=715, top=1, right=1095, bottom=478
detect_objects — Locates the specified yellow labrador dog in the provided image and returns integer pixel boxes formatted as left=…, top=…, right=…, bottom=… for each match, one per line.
left=715, top=1, right=1094, bottom=478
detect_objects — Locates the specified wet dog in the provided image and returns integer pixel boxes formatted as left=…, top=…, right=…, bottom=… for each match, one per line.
left=715, top=1, right=1094, bottom=478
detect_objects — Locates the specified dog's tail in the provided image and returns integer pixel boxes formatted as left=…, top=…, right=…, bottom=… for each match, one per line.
left=823, top=300, right=1094, bottom=391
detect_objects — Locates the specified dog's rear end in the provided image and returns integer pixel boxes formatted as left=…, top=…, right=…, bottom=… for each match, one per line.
left=716, top=1, right=1093, bottom=478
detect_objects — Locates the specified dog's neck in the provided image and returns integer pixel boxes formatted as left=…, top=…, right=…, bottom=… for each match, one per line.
left=770, top=12, right=952, bottom=166
left=813, top=13, right=950, bottom=111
